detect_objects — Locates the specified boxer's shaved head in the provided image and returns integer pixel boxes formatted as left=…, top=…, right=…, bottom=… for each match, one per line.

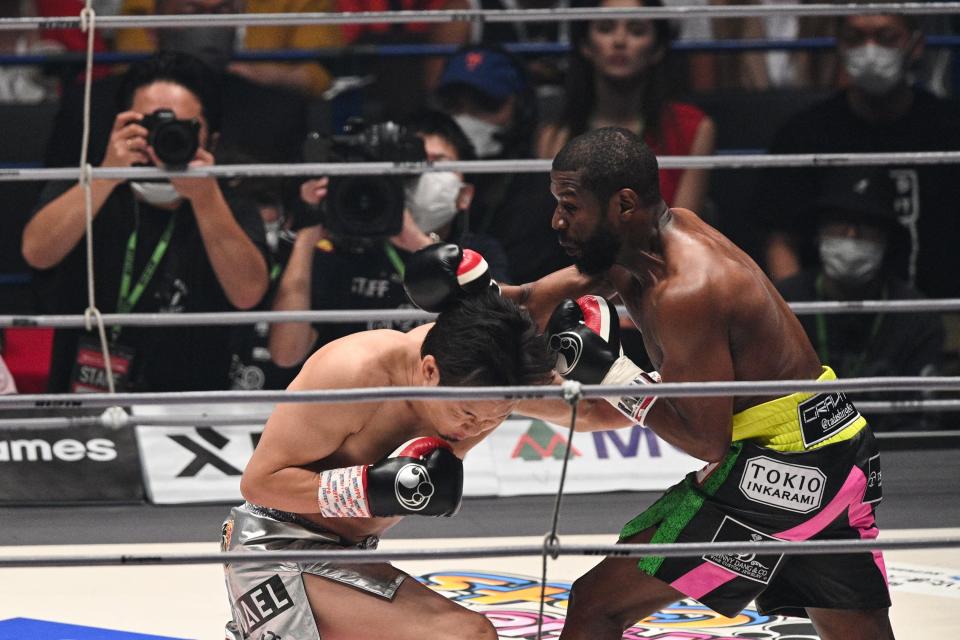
left=553, top=127, right=661, bottom=207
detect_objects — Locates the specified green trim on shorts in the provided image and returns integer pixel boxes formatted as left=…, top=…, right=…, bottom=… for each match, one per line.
left=620, top=442, right=743, bottom=576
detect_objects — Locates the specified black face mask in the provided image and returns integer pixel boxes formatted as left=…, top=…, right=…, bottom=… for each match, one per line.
left=157, top=27, right=236, bottom=73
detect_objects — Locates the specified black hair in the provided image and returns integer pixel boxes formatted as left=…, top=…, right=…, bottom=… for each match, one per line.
left=560, top=0, right=676, bottom=145
left=116, top=51, right=224, bottom=134
left=553, top=127, right=662, bottom=207
left=421, top=288, right=555, bottom=387
left=400, top=109, right=477, bottom=161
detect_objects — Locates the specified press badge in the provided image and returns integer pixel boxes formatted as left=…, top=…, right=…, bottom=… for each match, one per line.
left=70, top=335, right=135, bottom=393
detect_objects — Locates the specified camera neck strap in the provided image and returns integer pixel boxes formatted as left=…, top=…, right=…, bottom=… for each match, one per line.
left=113, top=207, right=177, bottom=340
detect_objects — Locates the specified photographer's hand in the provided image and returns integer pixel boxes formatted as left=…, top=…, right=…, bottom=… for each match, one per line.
left=156, top=146, right=219, bottom=203
left=389, top=209, right=436, bottom=253
left=299, top=177, right=329, bottom=207
left=101, top=111, right=149, bottom=185
left=22, top=111, right=146, bottom=269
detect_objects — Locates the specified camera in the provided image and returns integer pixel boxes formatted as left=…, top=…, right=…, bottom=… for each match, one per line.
left=301, top=119, right=427, bottom=240
left=142, top=108, right=201, bottom=168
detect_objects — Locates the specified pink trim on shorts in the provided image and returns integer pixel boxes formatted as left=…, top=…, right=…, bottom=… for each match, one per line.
left=775, top=466, right=863, bottom=541
left=847, top=472, right=889, bottom=586
left=669, top=561, right=738, bottom=600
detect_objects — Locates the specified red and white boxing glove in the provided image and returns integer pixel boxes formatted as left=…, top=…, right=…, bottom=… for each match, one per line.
left=317, top=436, right=463, bottom=518
left=547, top=295, right=660, bottom=425
left=402, top=243, right=496, bottom=312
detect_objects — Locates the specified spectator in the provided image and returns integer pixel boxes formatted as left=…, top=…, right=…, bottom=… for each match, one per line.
left=117, top=0, right=341, bottom=97
left=775, top=167, right=944, bottom=430
left=537, top=0, right=716, bottom=213
left=753, top=8, right=960, bottom=299
left=0, top=353, right=17, bottom=394
left=268, top=111, right=505, bottom=367
left=1, top=1, right=61, bottom=103
left=426, top=0, right=571, bottom=94
left=435, top=45, right=570, bottom=283
left=21, top=52, right=269, bottom=393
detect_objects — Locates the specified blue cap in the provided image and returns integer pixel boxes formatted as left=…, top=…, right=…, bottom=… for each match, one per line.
left=438, top=48, right=526, bottom=102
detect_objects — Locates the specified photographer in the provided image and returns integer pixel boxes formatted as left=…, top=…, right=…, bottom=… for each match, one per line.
left=269, top=110, right=508, bottom=367
left=21, top=52, right=269, bottom=393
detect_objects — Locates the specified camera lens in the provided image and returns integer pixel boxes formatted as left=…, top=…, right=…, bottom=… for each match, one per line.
left=329, top=176, right=403, bottom=237
left=151, top=121, right=199, bottom=168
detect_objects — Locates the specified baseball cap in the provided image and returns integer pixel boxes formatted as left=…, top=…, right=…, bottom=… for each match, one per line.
left=814, top=168, right=898, bottom=227
left=438, top=48, right=526, bottom=103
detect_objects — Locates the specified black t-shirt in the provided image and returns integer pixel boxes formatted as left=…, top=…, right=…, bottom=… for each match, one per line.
left=470, top=171, right=573, bottom=284
left=753, top=89, right=960, bottom=298
left=36, top=181, right=267, bottom=392
left=776, top=270, right=944, bottom=430
left=308, top=243, right=420, bottom=349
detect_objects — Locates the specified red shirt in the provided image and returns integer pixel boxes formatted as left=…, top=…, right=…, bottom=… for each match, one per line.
left=645, top=102, right=706, bottom=206
left=336, top=0, right=447, bottom=43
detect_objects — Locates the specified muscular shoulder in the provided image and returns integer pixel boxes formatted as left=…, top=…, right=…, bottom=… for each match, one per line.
left=295, top=329, right=414, bottom=390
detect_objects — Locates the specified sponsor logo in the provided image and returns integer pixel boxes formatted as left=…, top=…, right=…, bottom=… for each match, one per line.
left=864, top=454, right=882, bottom=504
left=420, top=570, right=817, bottom=638
left=234, top=575, right=294, bottom=635
left=548, top=331, right=583, bottom=377
left=394, top=463, right=434, bottom=511
left=0, top=438, right=117, bottom=462
left=739, top=456, right=826, bottom=513
left=512, top=421, right=581, bottom=461
left=167, top=427, right=253, bottom=477
left=797, top=393, right=860, bottom=448
left=592, top=426, right=662, bottom=459
left=702, top=517, right=783, bottom=584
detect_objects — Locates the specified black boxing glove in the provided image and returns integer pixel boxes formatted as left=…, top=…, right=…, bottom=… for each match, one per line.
left=316, top=437, right=463, bottom=517
left=547, top=295, right=661, bottom=425
left=403, top=243, right=494, bottom=312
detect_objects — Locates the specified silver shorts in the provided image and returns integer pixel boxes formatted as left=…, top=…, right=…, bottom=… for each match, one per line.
left=221, top=502, right=406, bottom=640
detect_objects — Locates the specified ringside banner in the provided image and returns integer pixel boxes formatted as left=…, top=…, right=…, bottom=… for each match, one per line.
left=134, top=405, right=699, bottom=504
left=0, top=414, right=143, bottom=504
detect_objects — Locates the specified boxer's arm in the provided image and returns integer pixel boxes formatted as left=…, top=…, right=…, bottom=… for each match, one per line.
left=641, top=289, right=734, bottom=462
left=500, top=266, right=615, bottom=332
left=240, top=339, right=379, bottom=513
left=516, top=373, right=635, bottom=431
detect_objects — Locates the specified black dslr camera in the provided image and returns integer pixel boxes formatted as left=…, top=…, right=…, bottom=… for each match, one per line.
left=301, top=119, right=426, bottom=239
left=142, top=108, right=201, bottom=168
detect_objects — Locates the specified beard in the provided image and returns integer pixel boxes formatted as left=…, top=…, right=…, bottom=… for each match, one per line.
left=571, top=221, right=621, bottom=276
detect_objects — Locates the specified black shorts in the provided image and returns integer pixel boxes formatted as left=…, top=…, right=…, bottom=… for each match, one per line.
left=621, top=429, right=889, bottom=618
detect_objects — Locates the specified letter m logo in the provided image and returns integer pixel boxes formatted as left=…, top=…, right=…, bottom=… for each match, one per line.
left=511, top=421, right=581, bottom=461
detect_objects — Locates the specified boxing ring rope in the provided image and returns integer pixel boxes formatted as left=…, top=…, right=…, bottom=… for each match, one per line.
left=5, top=377, right=960, bottom=410
left=1, top=536, right=958, bottom=570
left=5, top=3, right=960, bottom=32
left=3, top=151, right=960, bottom=184
left=5, top=296, right=960, bottom=330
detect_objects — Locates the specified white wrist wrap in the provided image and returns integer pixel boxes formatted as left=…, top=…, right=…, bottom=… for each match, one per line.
left=317, top=465, right=371, bottom=518
left=600, top=355, right=661, bottom=425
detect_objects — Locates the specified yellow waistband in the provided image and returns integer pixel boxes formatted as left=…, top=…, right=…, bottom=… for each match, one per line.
left=731, top=366, right=866, bottom=452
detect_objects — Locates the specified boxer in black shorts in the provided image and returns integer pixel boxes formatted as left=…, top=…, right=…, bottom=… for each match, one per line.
left=501, top=127, right=894, bottom=639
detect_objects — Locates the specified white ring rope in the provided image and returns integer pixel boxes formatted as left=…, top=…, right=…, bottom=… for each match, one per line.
left=3, top=4, right=960, bottom=31
left=4, top=296, right=960, bottom=330
left=0, top=536, right=957, bottom=569
left=4, top=377, right=960, bottom=410
left=4, top=152, right=960, bottom=183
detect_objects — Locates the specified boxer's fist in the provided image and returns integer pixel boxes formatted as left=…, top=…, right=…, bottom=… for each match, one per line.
left=403, top=243, right=492, bottom=312
left=366, top=437, right=463, bottom=517
left=547, top=296, right=622, bottom=384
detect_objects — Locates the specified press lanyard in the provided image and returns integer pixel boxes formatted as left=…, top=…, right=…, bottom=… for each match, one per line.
left=814, top=275, right=885, bottom=377
left=113, top=213, right=177, bottom=340
left=383, top=242, right=405, bottom=279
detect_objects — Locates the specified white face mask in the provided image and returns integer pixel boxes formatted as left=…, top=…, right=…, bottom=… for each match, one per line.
left=130, top=181, right=183, bottom=207
left=842, top=42, right=908, bottom=95
left=405, top=172, right=463, bottom=234
left=819, top=236, right=886, bottom=285
left=263, top=219, right=282, bottom=253
left=453, top=113, right=505, bottom=158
